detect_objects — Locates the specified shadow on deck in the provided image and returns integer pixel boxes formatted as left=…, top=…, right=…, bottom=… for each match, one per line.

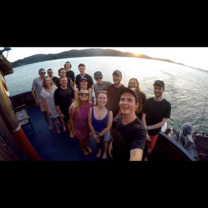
left=24, top=105, right=110, bottom=161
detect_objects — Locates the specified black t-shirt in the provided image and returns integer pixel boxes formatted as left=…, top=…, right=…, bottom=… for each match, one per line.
left=54, top=87, right=74, bottom=113
left=111, top=117, right=146, bottom=161
left=142, top=97, right=171, bottom=136
left=66, top=70, right=75, bottom=83
left=75, top=74, right=94, bottom=90
left=52, top=76, right=58, bottom=83
left=55, top=77, right=73, bottom=88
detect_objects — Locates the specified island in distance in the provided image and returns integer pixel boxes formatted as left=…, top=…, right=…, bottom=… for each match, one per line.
left=10, top=48, right=174, bottom=68
left=10, top=48, right=204, bottom=72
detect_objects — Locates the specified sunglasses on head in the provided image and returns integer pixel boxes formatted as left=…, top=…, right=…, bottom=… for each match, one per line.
left=41, top=72, right=46, bottom=74
left=79, top=93, right=89, bottom=96
left=96, top=77, right=102, bottom=80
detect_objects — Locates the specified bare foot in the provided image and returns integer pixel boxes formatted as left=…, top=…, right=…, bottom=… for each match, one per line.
left=69, top=132, right=74, bottom=138
left=96, top=149, right=102, bottom=158
left=48, top=125, right=52, bottom=130
left=87, top=147, right=92, bottom=154
left=63, top=127, right=66, bottom=132
left=102, top=152, right=107, bottom=160
left=82, top=149, right=89, bottom=155
left=144, top=157, right=148, bottom=161
left=57, top=129, right=61, bottom=134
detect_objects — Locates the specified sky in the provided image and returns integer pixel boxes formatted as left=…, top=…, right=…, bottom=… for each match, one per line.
left=1, top=47, right=208, bottom=71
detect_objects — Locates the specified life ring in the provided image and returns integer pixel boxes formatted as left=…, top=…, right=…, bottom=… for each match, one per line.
left=0, top=74, right=10, bottom=97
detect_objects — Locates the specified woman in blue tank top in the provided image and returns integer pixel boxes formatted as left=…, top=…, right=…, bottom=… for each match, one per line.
left=88, top=91, right=113, bottom=159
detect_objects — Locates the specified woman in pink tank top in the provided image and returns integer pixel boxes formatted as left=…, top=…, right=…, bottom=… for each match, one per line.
left=69, top=89, right=93, bottom=155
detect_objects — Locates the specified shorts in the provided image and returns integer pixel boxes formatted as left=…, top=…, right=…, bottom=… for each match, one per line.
left=96, top=130, right=110, bottom=148
left=62, top=112, right=69, bottom=122
left=96, top=130, right=110, bottom=142
left=39, top=102, right=47, bottom=112
left=145, top=134, right=158, bottom=150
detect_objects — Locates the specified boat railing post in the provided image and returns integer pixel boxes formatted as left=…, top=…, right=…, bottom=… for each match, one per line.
left=184, top=135, right=194, bottom=152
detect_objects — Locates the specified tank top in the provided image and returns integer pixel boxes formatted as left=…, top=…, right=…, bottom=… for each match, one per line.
left=92, top=107, right=108, bottom=132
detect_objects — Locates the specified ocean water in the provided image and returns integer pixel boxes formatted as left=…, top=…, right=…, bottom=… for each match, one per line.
left=4, top=56, right=208, bottom=132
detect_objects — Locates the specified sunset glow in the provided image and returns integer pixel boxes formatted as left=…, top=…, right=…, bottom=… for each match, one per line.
left=1, top=47, right=208, bottom=71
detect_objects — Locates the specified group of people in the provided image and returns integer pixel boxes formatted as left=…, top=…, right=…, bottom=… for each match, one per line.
left=31, top=61, right=171, bottom=161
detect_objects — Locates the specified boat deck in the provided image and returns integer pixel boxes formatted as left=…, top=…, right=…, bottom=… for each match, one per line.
left=23, top=105, right=110, bottom=161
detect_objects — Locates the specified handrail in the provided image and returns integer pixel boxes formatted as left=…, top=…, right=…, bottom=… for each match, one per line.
left=159, top=132, right=196, bottom=161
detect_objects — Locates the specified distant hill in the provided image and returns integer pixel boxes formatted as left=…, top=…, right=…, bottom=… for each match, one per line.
left=10, top=48, right=152, bottom=68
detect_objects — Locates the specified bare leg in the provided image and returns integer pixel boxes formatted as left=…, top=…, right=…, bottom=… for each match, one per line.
left=79, top=139, right=89, bottom=155
left=96, top=148, right=102, bottom=158
left=58, top=116, right=66, bottom=132
left=85, top=137, right=92, bottom=153
left=52, top=118, right=61, bottom=134
left=102, top=141, right=108, bottom=160
left=144, top=149, right=152, bottom=161
left=43, top=111, right=52, bottom=129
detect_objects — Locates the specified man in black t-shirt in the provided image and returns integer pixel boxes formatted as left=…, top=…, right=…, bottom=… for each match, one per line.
left=47, top=68, right=58, bottom=83
left=54, top=76, right=74, bottom=137
left=55, top=68, right=74, bottom=89
left=75, top=63, right=94, bottom=91
left=64, top=61, right=75, bottom=89
left=109, top=87, right=146, bottom=161
left=142, top=80, right=171, bottom=161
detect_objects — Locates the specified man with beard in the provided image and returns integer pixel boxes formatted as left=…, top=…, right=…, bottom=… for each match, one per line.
left=47, top=68, right=58, bottom=83
left=106, top=70, right=125, bottom=136
left=54, top=76, right=74, bottom=137
left=142, top=80, right=171, bottom=161
left=31, top=68, right=52, bottom=129
left=108, top=88, right=146, bottom=161
left=55, top=68, right=74, bottom=89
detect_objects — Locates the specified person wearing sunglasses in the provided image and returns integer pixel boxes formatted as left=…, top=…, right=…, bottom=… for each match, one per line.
left=88, top=91, right=113, bottom=159
left=31, top=68, right=52, bottom=129
left=74, top=77, right=92, bottom=101
left=93, top=71, right=112, bottom=105
left=69, top=89, right=93, bottom=155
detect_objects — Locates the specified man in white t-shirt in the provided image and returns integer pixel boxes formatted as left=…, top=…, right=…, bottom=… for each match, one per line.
left=93, top=71, right=112, bottom=105
left=31, top=68, right=52, bottom=130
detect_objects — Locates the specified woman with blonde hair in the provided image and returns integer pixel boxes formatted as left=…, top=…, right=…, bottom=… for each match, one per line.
left=40, top=76, right=66, bottom=133
left=128, top=78, right=146, bottom=120
left=88, top=91, right=113, bottom=159
left=69, top=89, right=93, bottom=155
